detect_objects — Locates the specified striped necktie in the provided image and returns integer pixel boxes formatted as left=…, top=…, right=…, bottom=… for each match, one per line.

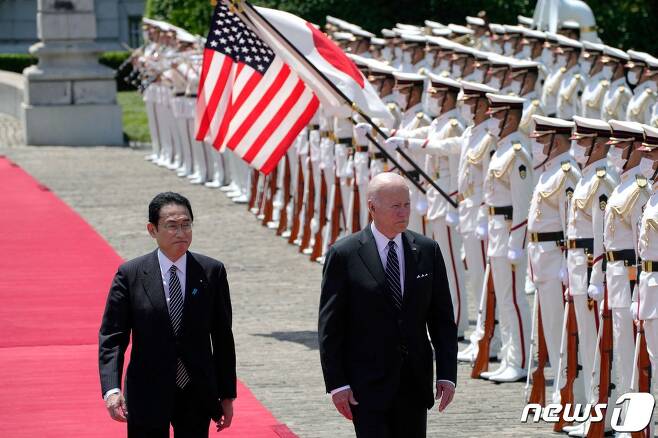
left=385, top=240, right=403, bottom=310
left=168, top=265, right=190, bottom=389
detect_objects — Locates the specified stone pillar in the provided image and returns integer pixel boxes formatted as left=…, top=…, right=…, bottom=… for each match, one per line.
left=22, top=0, right=123, bottom=146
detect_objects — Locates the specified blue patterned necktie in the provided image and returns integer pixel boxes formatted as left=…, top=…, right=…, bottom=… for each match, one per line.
left=168, top=265, right=190, bottom=388
left=385, top=240, right=403, bottom=310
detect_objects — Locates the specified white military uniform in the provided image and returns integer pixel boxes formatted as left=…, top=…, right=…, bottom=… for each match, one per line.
left=626, top=80, right=658, bottom=124
left=580, top=70, right=610, bottom=120
left=527, top=144, right=581, bottom=401
left=483, top=126, right=533, bottom=380
left=601, top=77, right=631, bottom=122
left=567, top=150, right=618, bottom=409
left=457, top=114, right=501, bottom=359
left=557, top=66, right=585, bottom=120
left=541, top=66, right=567, bottom=116
left=604, top=164, right=652, bottom=404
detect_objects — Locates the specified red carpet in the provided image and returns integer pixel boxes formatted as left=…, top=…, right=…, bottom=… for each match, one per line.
left=0, top=156, right=296, bottom=437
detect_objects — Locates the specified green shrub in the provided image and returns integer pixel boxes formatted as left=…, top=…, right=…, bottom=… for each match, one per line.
left=0, top=53, right=37, bottom=73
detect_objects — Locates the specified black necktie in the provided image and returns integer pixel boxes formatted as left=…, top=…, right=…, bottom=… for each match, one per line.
left=385, top=240, right=403, bottom=310
left=168, top=265, right=190, bottom=388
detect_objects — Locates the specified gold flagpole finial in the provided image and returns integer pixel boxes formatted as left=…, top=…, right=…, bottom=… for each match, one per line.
left=210, top=0, right=217, bottom=6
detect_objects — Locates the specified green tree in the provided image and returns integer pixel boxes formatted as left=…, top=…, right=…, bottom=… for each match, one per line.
left=144, top=0, right=658, bottom=53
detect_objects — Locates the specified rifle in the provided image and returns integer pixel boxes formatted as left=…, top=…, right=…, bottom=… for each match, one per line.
left=310, top=170, right=328, bottom=261
left=528, top=300, right=549, bottom=406
left=248, top=168, right=259, bottom=211
left=288, top=154, right=305, bottom=244
left=587, top=289, right=614, bottom=438
left=631, top=321, right=652, bottom=438
left=299, top=158, right=315, bottom=253
left=471, top=263, right=497, bottom=378
left=329, top=175, right=344, bottom=245
left=554, top=294, right=580, bottom=432
left=277, top=156, right=291, bottom=236
left=262, top=167, right=278, bottom=226
left=351, top=181, right=361, bottom=234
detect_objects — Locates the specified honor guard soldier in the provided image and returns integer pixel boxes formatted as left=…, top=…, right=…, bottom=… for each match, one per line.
left=600, top=46, right=631, bottom=122
left=580, top=41, right=609, bottom=120
left=601, top=120, right=653, bottom=431
left=555, top=36, right=585, bottom=120
left=399, top=74, right=468, bottom=336
left=488, top=23, right=506, bottom=55
left=388, top=71, right=432, bottom=232
left=455, top=80, right=502, bottom=362
left=479, top=93, right=532, bottom=383
left=399, top=33, right=428, bottom=74
left=626, top=51, right=658, bottom=124
left=466, top=15, right=491, bottom=51
left=634, top=126, right=658, bottom=418
left=540, top=33, right=568, bottom=117
left=502, top=60, right=544, bottom=141
left=516, top=28, right=547, bottom=64
left=501, top=25, right=524, bottom=58
left=526, top=116, right=581, bottom=402
left=564, top=116, right=617, bottom=438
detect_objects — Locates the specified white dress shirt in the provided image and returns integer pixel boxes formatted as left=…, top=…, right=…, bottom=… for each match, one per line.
left=103, top=250, right=188, bottom=400
left=157, top=249, right=187, bottom=310
left=330, top=224, right=455, bottom=395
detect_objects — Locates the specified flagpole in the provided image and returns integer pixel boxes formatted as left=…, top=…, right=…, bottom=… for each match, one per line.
left=238, top=0, right=457, bottom=208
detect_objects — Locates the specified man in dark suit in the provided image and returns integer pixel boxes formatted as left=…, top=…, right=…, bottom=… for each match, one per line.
left=99, top=192, right=236, bottom=437
left=319, top=172, right=458, bottom=437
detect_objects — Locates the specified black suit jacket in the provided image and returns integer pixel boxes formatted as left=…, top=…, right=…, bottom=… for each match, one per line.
left=318, top=226, right=457, bottom=411
left=99, top=250, right=236, bottom=427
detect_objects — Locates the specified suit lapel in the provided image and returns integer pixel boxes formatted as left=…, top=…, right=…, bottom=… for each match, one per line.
left=357, top=227, right=387, bottom=294
left=402, top=231, right=420, bottom=310
left=141, top=250, right=172, bottom=335
left=183, top=252, right=208, bottom=331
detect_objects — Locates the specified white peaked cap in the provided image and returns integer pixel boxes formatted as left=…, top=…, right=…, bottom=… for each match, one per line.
left=609, top=119, right=645, bottom=135
left=518, top=15, right=534, bottom=26
left=489, top=23, right=505, bottom=34
left=572, top=116, right=611, bottom=132
left=431, top=28, right=453, bottom=37
left=532, top=115, right=575, bottom=129
left=556, top=35, right=583, bottom=49
left=427, top=72, right=461, bottom=89
left=627, top=50, right=651, bottom=63
left=466, top=16, right=486, bottom=27
left=603, top=46, right=630, bottom=61
left=393, top=71, right=426, bottom=82
left=461, top=80, right=498, bottom=94
left=520, top=28, right=546, bottom=40
left=424, top=20, right=446, bottom=29
left=582, top=41, right=605, bottom=52
left=448, top=24, right=474, bottom=35
left=486, top=93, right=526, bottom=104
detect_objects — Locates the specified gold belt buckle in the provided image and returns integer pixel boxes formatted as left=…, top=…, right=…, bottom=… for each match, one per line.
left=530, top=232, right=539, bottom=243
left=644, top=260, right=653, bottom=272
left=606, top=251, right=615, bottom=262
left=488, top=206, right=495, bottom=215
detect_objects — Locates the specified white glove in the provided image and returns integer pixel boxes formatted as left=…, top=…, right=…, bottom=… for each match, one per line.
left=475, top=224, right=488, bottom=240
left=354, top=123, right=371, bottom=144
left=507, top=248, right=523, bottom=265
left=630, top=301, right=639, bottom=321
left=445, top=211, right=459, bottom=227
left=587, top=283, right=604, bottom=302
left=559, top=264, right=569, bottom=286
left=385, top=136, right=406, bottom=150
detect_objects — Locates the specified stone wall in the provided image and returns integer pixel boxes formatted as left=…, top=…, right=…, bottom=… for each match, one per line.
left=0, top=0, right=145, bottom=53
left=0, top=70, right=25, bottom=120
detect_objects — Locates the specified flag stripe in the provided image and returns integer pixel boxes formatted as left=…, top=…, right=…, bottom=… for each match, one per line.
left=226, top=65, right=292, bottom=151
left=255, top=95, right=319, bottom=173
left=243, top=79, right=308, bottom=162
left=196, top=53, right=232, bottom=140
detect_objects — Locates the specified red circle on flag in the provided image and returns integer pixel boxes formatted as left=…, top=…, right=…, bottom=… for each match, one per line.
left=306, top=23, right=365, bottom=88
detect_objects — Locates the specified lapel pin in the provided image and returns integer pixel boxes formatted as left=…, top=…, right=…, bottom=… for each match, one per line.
left=192, top=288, right=198, bottom=296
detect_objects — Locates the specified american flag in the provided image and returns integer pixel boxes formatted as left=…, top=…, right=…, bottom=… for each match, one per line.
left=195, top=1, right=319, bottom=174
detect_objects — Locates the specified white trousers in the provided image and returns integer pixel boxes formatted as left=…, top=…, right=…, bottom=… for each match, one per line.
left=429, top=218, right=468, bottom=336
left=489, top=256, right=530, bottom=369
left=462, top=233, right=501, bottom=352
left=572, top=294, right=599, bottom=404
left=145, top=101, right=160, bottom=158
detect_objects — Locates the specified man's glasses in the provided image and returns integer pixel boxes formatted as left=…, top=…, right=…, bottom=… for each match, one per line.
left=161, top=223, right=193, bottom=233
